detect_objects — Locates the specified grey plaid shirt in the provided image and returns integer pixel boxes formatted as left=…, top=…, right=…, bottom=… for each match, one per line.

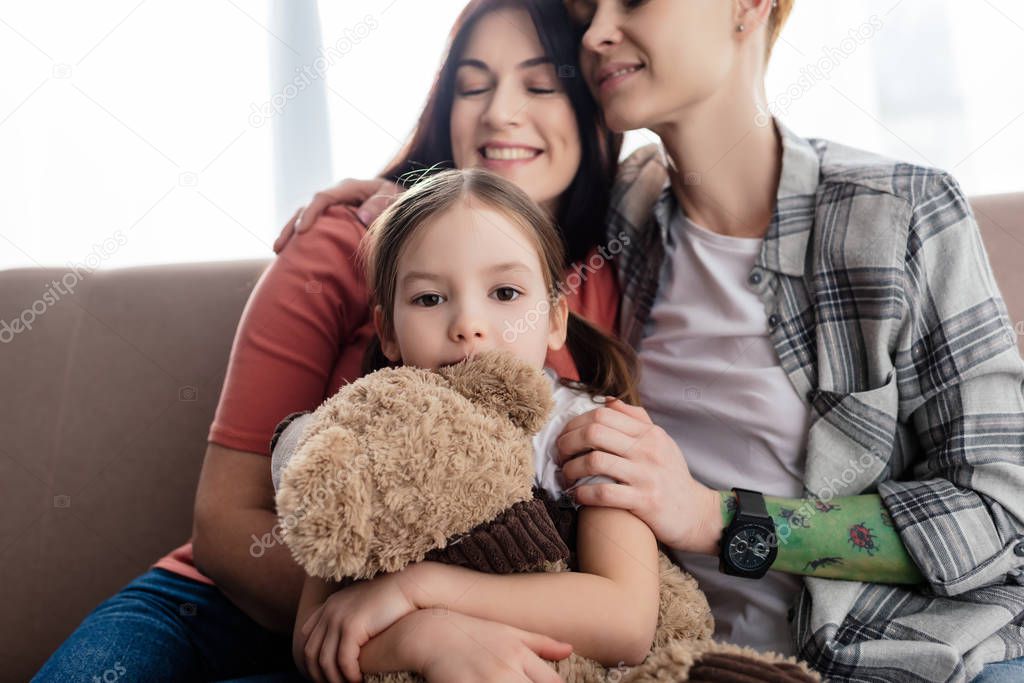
left=607, top=120, right=1024, bottom=682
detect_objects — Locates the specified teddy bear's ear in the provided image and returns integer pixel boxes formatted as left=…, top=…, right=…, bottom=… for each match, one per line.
left=275, top=426, right=374, bottom=582
left=437, top=350, right=554, bottom=434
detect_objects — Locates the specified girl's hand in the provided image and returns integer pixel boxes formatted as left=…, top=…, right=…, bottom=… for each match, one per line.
left=300, top=570, right=420, bottom=683
left=292, top=617, right=312, bottom=680
left=273, top=177, right=402, bottom=253
left=555, top=398, right=723, bottom=555
left=411, top=610, right=572, bottom=683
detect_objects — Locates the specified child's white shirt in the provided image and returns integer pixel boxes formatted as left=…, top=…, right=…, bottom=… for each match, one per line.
left=533, top=368, right=616, bottom=508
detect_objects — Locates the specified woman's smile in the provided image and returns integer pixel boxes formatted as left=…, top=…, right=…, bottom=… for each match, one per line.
left=595, top=61, right=646, bottom=97
left=478, top=140, right=544, bottom=169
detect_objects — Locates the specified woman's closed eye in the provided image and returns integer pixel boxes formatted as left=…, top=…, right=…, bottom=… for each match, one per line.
left=456, top=72, right=492, bottom=97
left=459, top=85, right=491, bottom=97
left=458, top=84, right=558, bottom=97
left=525, top=76, right=562, bottom=95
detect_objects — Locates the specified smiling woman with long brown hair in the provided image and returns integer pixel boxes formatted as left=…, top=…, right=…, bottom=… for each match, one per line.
left=33, top=2, right=639, bottom=682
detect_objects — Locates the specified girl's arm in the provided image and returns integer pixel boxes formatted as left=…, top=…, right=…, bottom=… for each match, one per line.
left=359, top=609, right=572, bottom=682
left=716, top=492, right=923, bottom=584
left=296, top=574, right=577, bottom=680
left=290, top=480, right=660, bottom=673
left=402, top=505, right=660, bottom=667
left=296, top=574, right=431, bottom=678
left=292, top=574, right=337, bottom=677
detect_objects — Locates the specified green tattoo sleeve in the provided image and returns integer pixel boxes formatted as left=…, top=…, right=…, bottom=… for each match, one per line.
left=719, top=492, right=923, bottom=584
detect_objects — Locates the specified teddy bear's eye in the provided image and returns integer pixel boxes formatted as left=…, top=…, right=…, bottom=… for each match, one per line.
left=413, top=293, right=445, bottom=307
left=492, top=287, right=522, bottom=302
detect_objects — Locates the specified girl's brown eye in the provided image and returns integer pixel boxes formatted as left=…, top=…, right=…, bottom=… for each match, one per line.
left=413, top=294, right=444, bottom=307
left=493, top=287, right=522, bottom=302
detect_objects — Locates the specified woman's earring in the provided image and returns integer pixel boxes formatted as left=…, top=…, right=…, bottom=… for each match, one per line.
left=737, top=0, right=775, bottom=33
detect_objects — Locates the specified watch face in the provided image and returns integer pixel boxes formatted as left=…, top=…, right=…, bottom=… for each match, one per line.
left=727, top=525, right=773, bottom=571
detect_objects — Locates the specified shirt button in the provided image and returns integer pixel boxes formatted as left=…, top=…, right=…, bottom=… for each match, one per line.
left=748, top=271, right=763, bottom=285
left=1014, top=540, right=1024, bottom=557
left=768, top=313, right=781, bottom=329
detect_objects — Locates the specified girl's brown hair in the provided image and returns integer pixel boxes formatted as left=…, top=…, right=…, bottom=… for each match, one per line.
left=357, top=168, right=639, bottom=405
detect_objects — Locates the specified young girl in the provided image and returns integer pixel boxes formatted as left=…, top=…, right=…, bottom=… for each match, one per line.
left=272, top=167, right=659, bottom=683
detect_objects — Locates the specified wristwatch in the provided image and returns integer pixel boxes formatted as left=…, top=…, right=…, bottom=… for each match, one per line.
left=719, top=488, right=778, bottom=579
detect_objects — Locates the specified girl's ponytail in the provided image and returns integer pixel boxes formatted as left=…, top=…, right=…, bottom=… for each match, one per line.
left=563, top=312, right=640, bottom=405
left=361, top=336, right=399, bottom=376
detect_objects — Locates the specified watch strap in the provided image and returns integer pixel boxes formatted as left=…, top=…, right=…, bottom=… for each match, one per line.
left=733, top=487, right=770, bottom=519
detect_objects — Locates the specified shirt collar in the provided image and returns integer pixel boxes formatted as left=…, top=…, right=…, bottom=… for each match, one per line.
left=650, top=118, right=820, bottom=278
left=759, top=119, right=820, bottom=277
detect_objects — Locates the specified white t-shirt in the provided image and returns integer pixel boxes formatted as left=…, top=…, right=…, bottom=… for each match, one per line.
left=271, top=367, right=613, bottom=504
left=534, top=368, right=615, bottom=506
left=637, top=209, right=810, bottom=655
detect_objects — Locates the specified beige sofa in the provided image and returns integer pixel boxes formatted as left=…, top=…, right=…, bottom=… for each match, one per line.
left=1, top=195, right=1022, bottom=681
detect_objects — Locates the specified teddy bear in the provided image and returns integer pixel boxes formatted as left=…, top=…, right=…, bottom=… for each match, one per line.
left=274, top=350, right=819, bottom=683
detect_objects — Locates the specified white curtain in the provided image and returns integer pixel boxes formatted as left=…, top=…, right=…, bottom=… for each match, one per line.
left=268, top=0, right=332, bottom=227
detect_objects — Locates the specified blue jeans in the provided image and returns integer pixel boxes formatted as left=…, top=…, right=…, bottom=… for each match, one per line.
left=33, top=567, right=304, bottom=682
left=974, top=655, right=1024, bottom=682
left=34, top=566, right=1020, bottom=682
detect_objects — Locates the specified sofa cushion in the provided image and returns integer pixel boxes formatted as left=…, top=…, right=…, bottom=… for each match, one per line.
left=0, top=259, right=269, bottom=681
